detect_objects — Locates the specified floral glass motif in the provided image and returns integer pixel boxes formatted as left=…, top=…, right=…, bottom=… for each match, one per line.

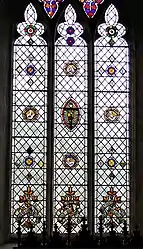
left=54, top=4, right=88, bottom=233
left=62, top=153, right=79, bottom=169
left=14, top=186, right=41, bottom=229
left=63, top=62, right=79, bottom=77
left=56, top=186, right=81, bottom=230
left=11, top=3, right=48, bottom=233
left=79, top=0, right=104, bottom=18
left=104, top=108, right=120, bottom=122
left=39, top=0, right=64, bottom=18
left=100, top=187, right=126, bottom=228
left=22, top=106, right=39, bottom=122
left=62, top=98, right=80, bottom=130
left=94, top=4, right=129, bottom=232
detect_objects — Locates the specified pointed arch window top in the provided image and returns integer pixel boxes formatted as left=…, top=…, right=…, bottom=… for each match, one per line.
left=57, top=4, right=84, bottom=43
left=97, top=4, right=126, bottom=38
left=17, top=3, right=45, bottom=37
left=39, top=0, right=64, bottom=18
left=79, top=0, right=104, bottom=18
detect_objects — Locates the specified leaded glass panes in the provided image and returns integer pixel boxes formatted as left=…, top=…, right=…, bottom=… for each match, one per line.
left=94, top=4, right=130, bottom=232
left=11, top=3, right=48, bottom=233
left=53, top=4, right=88, bottom=233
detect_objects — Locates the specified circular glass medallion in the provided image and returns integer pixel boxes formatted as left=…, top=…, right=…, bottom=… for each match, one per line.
left=22, top=106, right=39, bottom=122
left=24, top=156, right=34, bottom=167
left=107, top=66, right=116, bottom=76
left=107, top=158, right=116, bottom=168
left=62, top=153, right=79, bottom=169
left=24, top=24, right=37, bottom=37
left=25, top=64, right=36, bottom=76
left=63, top=62, right=78, bottom=76
left=106, top=26, right=117, bottom=38
left=104, top=108, right=120, bottom=122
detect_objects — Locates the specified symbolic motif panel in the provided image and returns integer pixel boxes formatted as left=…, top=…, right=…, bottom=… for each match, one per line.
left=54, top=5, right=88, bottom=233
left=79, top=0, right=104, bottom=18
left=94, top=4, right=130, bottom=232
left=11, top=3, right=48, bottom=233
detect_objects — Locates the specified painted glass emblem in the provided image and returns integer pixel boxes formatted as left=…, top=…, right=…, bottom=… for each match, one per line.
left=62, top=99, right=80, bottom=130
left=24, top=24, right=37, bottom=36
left=104, top=108, right=120, bottom=122
left=62, top=153, right=79, bottom=169
left=63, top=62, right=78, bottom=77
left=22, top=106, right=39, bottom=122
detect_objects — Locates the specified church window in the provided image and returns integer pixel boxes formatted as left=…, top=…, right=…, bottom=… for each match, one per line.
left=11, top=1, right=131, bottom=234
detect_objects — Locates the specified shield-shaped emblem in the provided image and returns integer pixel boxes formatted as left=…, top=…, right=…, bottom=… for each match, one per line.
left=61, top=98, right=80, bottom=130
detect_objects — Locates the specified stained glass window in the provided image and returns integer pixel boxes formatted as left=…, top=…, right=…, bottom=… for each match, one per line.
left=53, top=4, right=88, bottom=233
left=11, top=1, right=131, bottom=235
left=94, top=4, right=130, bottom=232
left=11, top=3, right=48, bottom=233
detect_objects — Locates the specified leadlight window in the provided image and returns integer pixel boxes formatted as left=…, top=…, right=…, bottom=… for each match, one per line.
left=53, top=4, right=88, bottom=233
left=94, top=4, right=130, bottom=232
left=11, top=3, right=48, bottom=233
left=11, top=1, right=131, bottom=234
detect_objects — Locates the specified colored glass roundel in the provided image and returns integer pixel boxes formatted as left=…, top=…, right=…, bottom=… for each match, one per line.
left=104, top=108, right=120, bottom=122
left=107, top=157, right=117, bottom=168
left=62, top=99, right=80, bottom=130
left=24, top=155, right=34, bottom=167
left=24, top=24, right=37, bottom=36
left=107, top=66, right=116, bottom=76
left=66, top=37, right=75, bottom=46
left=25, top=64, right=36, bottom=76
left=66, top=27, right=75, bottom=35
left=22, top=106, right=39, bottom=122
left=62, top=153, right=79, bottom=169
left=63, top=62, right=79, bottom=77
left=106, top=26, right=117, bottom=38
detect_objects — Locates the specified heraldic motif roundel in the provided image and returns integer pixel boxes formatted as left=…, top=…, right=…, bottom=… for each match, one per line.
left=61, top=98, right=80, bottom=130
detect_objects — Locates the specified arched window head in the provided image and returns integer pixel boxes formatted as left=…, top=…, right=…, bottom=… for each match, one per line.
left=94, top=4, right=129, bottom=232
